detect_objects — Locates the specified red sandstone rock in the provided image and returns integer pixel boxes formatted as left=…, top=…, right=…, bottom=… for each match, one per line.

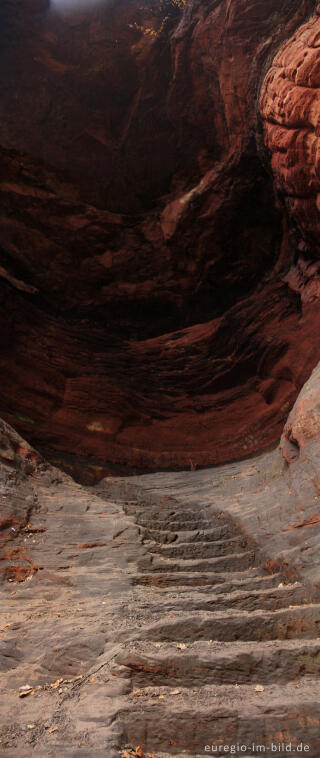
left=260, top=4, right=320, bottom=256
left=0, top=0, right=320, bottom=478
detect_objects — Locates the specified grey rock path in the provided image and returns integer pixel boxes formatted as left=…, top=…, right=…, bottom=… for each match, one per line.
left=1, top=421, right=320, bottom=757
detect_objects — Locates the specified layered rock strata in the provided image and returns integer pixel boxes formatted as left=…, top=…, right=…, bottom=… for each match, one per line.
left=1, top=409, right=320, bottom=756
left=0, top=0, right=320, bottom=476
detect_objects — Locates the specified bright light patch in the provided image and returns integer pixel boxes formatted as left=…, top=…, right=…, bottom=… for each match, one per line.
left=51, top=0, right=106, bottom=11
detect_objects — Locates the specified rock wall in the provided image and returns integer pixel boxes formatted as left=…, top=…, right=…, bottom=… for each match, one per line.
left=0, top=0, right=320, bottom=479
left=260, top=2, right=320, bottom=257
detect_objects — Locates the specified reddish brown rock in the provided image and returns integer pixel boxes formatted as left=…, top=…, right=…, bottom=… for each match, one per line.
left=260, top=3, right=320, bottom=255
left=0, top=0, right=320, bottom=479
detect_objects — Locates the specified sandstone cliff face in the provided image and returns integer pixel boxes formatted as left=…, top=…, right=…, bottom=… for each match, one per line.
left=0, top=0, right=320, bottom=479
left=260, top=3, right=320, bottom=256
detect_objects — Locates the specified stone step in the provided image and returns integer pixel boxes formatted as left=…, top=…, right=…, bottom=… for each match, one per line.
left=117, top=680, right=320, bottom=756
left=135, top=514, right=225, bottom=531
left=135, top=583, right=309, bottom=615
left=133, top=568, right=275, bottom=590
left=124, top=504, right=203, bottom=520
left=138, top=550, right=257, bottom=574
left=115, top=638, right=320, bottom=688
left=147, top=535, right=249, bottom=559
left=135, top=603, right=320, bottom=643
left=141, top=524, right=234, bottom=544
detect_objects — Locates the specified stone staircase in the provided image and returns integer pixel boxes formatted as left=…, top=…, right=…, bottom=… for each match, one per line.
left=106, top=496, right=320, bottom=757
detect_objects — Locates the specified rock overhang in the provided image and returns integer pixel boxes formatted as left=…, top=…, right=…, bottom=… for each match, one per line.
left=0, top=0, right=320, bottom=480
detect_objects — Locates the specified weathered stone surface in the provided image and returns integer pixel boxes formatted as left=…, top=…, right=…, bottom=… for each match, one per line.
left=1, top=0, right=320, bottom=476
left=281, top=361, right=320, bottom=460
left=260, top=3, right=320, bottom=255
left=1, top=416, right=320, bottom=756
left=1, top=2, right=320, bottom=753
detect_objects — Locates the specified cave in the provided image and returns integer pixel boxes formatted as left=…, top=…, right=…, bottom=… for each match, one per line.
left=1, top=0, right=320, bottom=755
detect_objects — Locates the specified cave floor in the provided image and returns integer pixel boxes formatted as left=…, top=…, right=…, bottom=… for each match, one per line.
left=1, top=449, right=320, bottom=758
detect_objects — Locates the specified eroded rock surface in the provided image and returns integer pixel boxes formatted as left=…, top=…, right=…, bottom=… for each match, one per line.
left=1, top=416, right=320, bottom=756
left=1, top=0, right=320, bottom=477
left=260, top=3, right=320, bottom=256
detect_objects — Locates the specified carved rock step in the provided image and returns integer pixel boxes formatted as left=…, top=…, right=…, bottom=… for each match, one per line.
left=133, top=583, right=309, bottom=614
left=133, top=569, right=281, bottom=591
left=146, top=535, right=249, bottom=559
left=117, top=680, right=320, bottom=757
left=135, top=603, right=320, bottom=643
left=116, top=638, right=320, bottom=687
left=123, top=504, right=208, bottom=521
left=135, top=514, right=225, bottom=530
left=138, top=550, right=257, bottom=574
left=141, top=524, right=234, bottom=544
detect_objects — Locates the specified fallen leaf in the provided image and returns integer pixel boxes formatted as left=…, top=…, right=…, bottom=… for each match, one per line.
left=136, top=747, right=143, bottom=758
left=154, top=643, right=161, bottom=648
left=74, top=675, right=83, bottom=681
left=158, top=694, right=165, bottom=699
left=51, top=678, right=63, bottom=689
left=255, top=685, right=264, bottom=692
left=27, top=724, right=36, bottom=730
left=176, top=643, right=186, bottom=650
left=89, top=677, right=95, bottom=683
left=170, top=689, right=181, bottom=695
left=48, top=727, right=59, bottom=733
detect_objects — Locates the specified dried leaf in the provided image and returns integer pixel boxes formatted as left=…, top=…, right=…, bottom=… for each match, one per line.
left=255, top=685, right=264, bottom=692
left=136, top=747, right=144, bottom=758
left=158, top=694, right=165, bottom=699
left=48, top=727, right=59, bottom=733
left=27, top=724, right=36, bottom=730
left=170, top=689, right=181, bottom=695
left=154, top=643, right=161, bottom=648
left=74, top=675, right=83, bottom=681
left=176, top=643, right=186, bottom=650
left=51, top=678, right=63, bottom=689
